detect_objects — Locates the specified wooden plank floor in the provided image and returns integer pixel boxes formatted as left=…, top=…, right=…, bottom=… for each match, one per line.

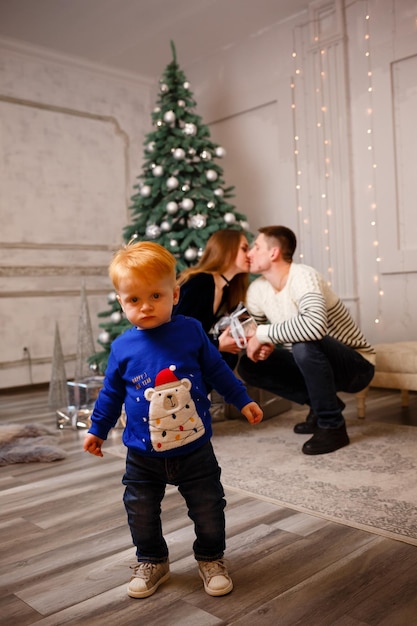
left=1, top=386, right=417, bottom=626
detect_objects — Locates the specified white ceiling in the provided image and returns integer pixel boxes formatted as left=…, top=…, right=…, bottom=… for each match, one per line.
left=0, top=0, right=309, bottom=80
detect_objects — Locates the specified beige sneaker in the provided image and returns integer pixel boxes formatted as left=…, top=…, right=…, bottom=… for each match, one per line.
left=198, top=559, right=233, bottom=596
left=127, top=561, right=170, bottom=598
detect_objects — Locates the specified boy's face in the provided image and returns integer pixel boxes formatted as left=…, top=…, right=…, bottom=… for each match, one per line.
left=116, top=273, right=180, bottom=330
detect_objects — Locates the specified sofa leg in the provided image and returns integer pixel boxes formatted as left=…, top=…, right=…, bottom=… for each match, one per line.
left=356, top=388, right=368, bottom=419
left=401, top=389, right=409, bottom=407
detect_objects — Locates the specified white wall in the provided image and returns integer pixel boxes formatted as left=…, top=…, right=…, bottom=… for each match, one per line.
left=1, top=0, right=416, bottom=389
left=0, top=40, right=152, bottom=388
left=185, top=0, right=417, bottom=345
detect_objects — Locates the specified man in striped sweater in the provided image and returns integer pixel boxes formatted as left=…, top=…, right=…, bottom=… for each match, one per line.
left=238, top=225, right=375, bottom=455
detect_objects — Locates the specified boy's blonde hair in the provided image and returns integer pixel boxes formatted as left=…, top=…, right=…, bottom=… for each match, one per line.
left=109, top=241, right=177, bottom=290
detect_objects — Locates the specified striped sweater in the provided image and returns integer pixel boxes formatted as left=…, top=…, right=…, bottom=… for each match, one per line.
left=246, top=263, right=375, bottom=362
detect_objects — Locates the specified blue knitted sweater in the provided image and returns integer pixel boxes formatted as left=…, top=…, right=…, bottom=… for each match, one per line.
left=89, top=315, right=252, bottom=457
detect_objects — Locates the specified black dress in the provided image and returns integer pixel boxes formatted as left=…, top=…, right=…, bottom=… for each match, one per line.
left=173, top=272, right=238, bottom=372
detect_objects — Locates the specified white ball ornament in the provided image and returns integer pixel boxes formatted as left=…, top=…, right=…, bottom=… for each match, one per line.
left=160, top=220, right=171, bottom=232
left=147, top=141, right=155, bottom=152
left=146, top=224, right=161, bottom=239
left=207, top=201, right=215, bottom=209
left=180, top=198, right=194, bottom=211
left=107, top=291, right=117, bottom=303
left=152, top=165, right=164, bottom=177
left=240, top=220, right=250, bottom=231
left=166, top=176, right=179, bottom=190
left=181, top=184, right=190, bottom=192
left=224, top=212, right=236, bottom=225
left=188, top=214, right=207, bottom=229
left=183, top=81, right=190, bottom=89
left=163, top=110, right=176, bottom=124
left=166, top=201, right=178, bottom=214
left=98, top=330, right=111, bottom=344
left=215, top=146, right=226, bottom=158
left=160, top=83, right=169, bottom=93
left=178, top=99, right=186, bottom=107
left=140, top=185, right=152, bottom=197
left=184, top=247, right=198, bottom=261
left=184, top=123, right=197, bottom=136
left=169, top=239, right=178, bottom=248
left=206, top=169, right=218, bottom=182
left=214, top=188, right=224, bottom=198
left=200, top=150, right=211, bottom=160
left=173, top=148, right=186, bottom=160
left=110, top=311, right=122, bottom=324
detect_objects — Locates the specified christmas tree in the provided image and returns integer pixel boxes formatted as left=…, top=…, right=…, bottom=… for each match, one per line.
left=90, top=42, right=251, bottom=375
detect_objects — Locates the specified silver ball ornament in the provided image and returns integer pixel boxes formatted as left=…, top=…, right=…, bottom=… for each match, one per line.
left=214, top=188, right=224, bottom=198
left=163, top=110, right=176, bottom=124
left=188, top=214, right=207, bottom=229
left=166, top=201, right=179, bottom=215
left=107, top=291, right=117, bottom=303
left=240, top=220, right=250, bottom=230
left=173, top=147, right=186, bottom=160
left=200, top=150, right=211, bottom=160
left=111, top=311, right=122, bottom=323
left=147, top=141, right=155, bottom=152
left=160, top=83, right=169, bottom=93
left=152, top=165, right=164, bottom=177
left=145, top=224, right=161, bottom=239
left=166, top=176, right=179, bottom=190
left=215, top=146, right=226, bottom=158
left=207, top=201, right=215, bottom=209
left=140, top=185, right=152, bottom=197
left=205, top=169, right=218, bottom=182
left=178, top=99, right=186, bottom=107
left=98, top=330, right=111, bottom=344
left=180, top=198, right=194, bottom=211
left=224, top=212, right=236, bottom=225
left=160, top=220, right=171, bottom=232
left=181, top=184, right=190, bottom=192
left=184, top=123, right=197, bottom=136
left=184, top=247, right=198, bottom=261
left=183, top=81, right=190, bottom=89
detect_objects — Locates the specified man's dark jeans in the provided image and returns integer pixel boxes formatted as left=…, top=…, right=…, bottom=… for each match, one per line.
left=238, top=337, right=375, bottom=428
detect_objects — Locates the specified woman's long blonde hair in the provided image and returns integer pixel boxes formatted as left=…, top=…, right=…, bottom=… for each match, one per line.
left=177, top=229, right=249, bottom=311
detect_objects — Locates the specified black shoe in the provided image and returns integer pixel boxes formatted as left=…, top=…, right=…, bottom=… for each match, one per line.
left=293, top=409, right=317, bottom=434
left=302, top=423, right=350, bottom=455
left=294, top=398, right=346, bottom=435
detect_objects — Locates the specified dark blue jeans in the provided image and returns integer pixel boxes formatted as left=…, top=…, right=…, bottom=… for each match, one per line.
left=122, top=441, right=226, bottom=563
left=238, top=337, right=375, bottom=428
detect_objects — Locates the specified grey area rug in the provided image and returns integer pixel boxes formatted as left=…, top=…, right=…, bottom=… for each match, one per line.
left=212, top=414, right=417, bottom=546
left=0, top=423, right=67, bottom=466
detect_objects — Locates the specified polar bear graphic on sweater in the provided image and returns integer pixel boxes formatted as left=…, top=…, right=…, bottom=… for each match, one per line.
left=144, top=365, right=205, bottom=452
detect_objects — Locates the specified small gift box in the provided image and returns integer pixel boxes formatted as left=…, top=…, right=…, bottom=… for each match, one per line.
left=213, top=303, right=257, bottom=349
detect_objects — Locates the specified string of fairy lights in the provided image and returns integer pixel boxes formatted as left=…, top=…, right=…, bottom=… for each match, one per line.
left=290, top=2, right=383, bottom=323
left=363, top=6, right=383, bottom=324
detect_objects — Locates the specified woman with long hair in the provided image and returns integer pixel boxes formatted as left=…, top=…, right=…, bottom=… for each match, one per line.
left=174, top=229, right=250, bottom=370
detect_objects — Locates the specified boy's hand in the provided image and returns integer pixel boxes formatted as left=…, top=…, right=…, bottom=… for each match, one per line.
left=83, top=433, right=104, bottom=457
left=241, top=402, right=263, bottom=424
